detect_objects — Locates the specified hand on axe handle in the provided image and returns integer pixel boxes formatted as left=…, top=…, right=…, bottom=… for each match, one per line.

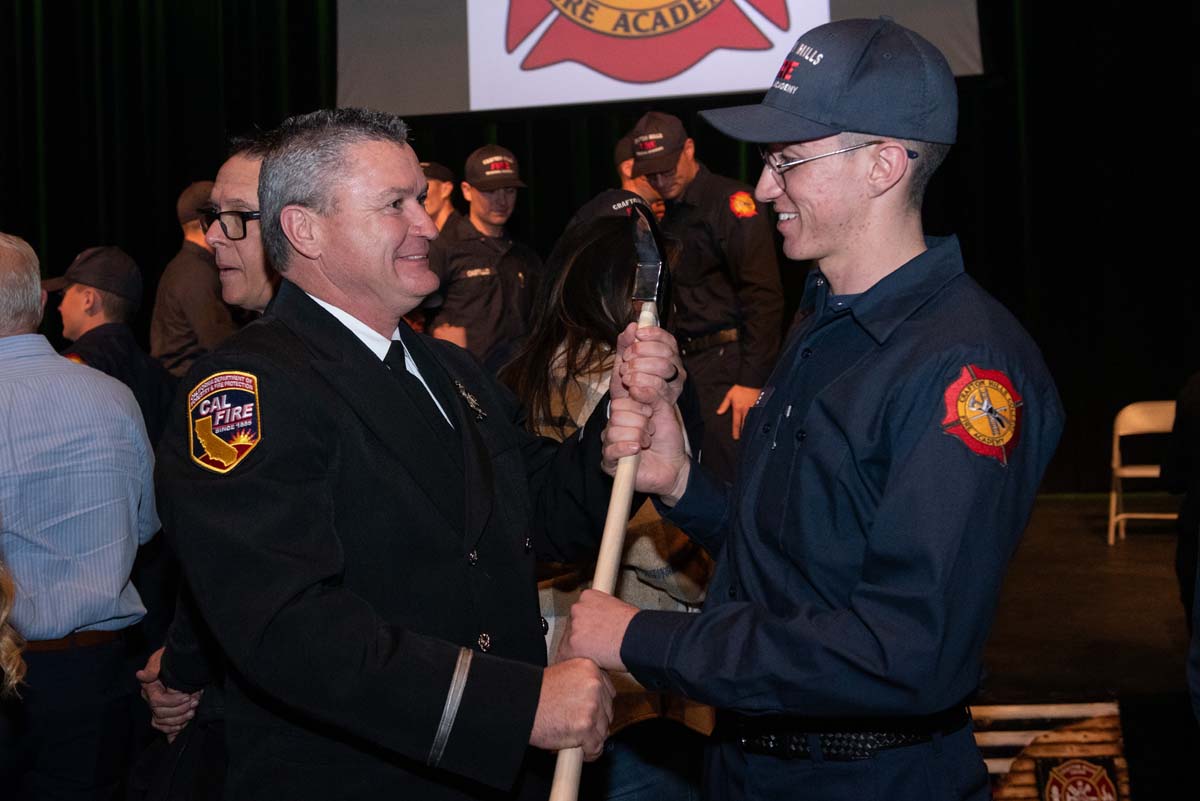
left=555, top=589, right=639, bottom=673
left=529, top=658, right=616, bottom=761
left=612, top=322, right=686, bottom=407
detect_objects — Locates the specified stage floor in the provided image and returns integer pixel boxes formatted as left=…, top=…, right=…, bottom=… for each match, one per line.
left=980, top=493, right=1197, bottom=799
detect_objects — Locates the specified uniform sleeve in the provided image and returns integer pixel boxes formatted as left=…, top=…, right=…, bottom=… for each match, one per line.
left=621, top=351, right=1064, bottom=716
left=655, top=460, right=732, bottom=558
left=427, top=238, right=465, bottom=328
left=715, top=191, right=784, bottom=387
left=156, top=353, right=542, bottom=790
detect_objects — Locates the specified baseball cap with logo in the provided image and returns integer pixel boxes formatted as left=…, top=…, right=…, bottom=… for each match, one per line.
left=628, top=112, right=688, bottom=177
left=700, top=18, right=957, bottom=145
left=42, top=246, right=144, bottom=307
left=421, top=161, right=456, bottom=183
left=176, top=181, right=214, bottom=225
left=567, top=189, right=652, bottom=230
left=464, top=145, right=526, bottom=191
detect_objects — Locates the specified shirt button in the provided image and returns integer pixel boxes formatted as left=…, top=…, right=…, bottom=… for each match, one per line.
left=524, top=536, right=533, bottom=554
left=761, top=423, right=771, bottom=435
left=540, top=616, right=549, bottom=635
left=814, top=277, right=825, bottom=286
left=467, top=549, right=479, bottom=566
left=796, top=430, right=807, bottom=443
left=477, top=632, right=491, bottom=652
left=801, top=348, right=813, bottom=359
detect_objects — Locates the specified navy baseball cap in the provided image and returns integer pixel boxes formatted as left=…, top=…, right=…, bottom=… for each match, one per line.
left=701, top=18, right=957, bottom=145
left=566, top=189, right=652, bottom=230
left=42, top=246, right=143, bottom=305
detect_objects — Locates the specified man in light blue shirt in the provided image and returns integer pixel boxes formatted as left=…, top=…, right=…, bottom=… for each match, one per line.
left=0, top=231, right=159, bottom=798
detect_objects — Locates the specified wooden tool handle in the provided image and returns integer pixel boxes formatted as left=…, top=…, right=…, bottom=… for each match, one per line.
left=548, top=301, right=659, bottom=801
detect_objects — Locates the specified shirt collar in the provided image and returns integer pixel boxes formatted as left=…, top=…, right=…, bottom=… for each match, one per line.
left=805, top=235, right=966, bottom=345
left=676, top=163, right=712, bottom=208
left=0, top=333, right=56, bottom=360
left=305, top=294, right=399, bottom=361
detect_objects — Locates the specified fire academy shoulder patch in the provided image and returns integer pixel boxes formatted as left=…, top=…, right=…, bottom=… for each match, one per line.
left=940, top=364, right=1023, bottom=466
left=188, top=371, right=261, bottom=474
left=729, top=191, right=757, bottom=218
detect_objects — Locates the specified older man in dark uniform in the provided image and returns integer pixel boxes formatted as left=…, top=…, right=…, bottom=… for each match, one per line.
left=153, top=108, right=680, bottom=800
left=630, top=111, right=784, bottom=481
left=561, top=19, right=1065, bottom=801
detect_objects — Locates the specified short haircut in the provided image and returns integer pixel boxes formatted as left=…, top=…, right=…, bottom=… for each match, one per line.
left=95, top=286, right=135, bottom=323
left=259, top=108, right=410, bottom=272
left=0, top=232, right=42, bottom=337
left=839, top=132, right=951, bottom=209
left=227, top=129, right=277, bottom=161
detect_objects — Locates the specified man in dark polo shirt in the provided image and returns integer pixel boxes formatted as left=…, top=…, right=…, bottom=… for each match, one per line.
left=44, top=246, right=175, bottom=446
left=422, top=161, right=459, bottom=231
left=630, top=111, right=784, bottom=481
left=427, top=145, right=542, bottom=372
left=151, top=180, right=239, bottom=377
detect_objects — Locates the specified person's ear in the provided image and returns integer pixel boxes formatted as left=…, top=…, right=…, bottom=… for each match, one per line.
left=279, top=205, right=321, bottom=261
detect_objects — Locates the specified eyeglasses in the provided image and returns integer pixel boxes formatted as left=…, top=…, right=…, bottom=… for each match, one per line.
left=758, top=141, right=919, bottom=179
left=197, top=207, right=261, bottom=241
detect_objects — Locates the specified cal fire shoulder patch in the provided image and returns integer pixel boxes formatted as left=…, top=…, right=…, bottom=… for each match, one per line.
left=63, top=353, right=86, bottom=365
left=729, top=191, right=757, bottom=218
left=188, top=371, right=262, bottom=474
left=940, top=364, right=1023, bottom=466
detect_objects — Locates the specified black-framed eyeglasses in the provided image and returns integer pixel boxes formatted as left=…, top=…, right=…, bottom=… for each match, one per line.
left=758, top=141, right=919, bottom=180
left=197, top=207, right=261, bottom=241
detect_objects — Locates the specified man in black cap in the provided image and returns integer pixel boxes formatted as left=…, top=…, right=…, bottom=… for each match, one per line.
left=426, top=145, right=543, bottom=372
left=44, top=246, right=175, bottom=445
left=613, top=136, right=665, bottom=221
left=629, top=110, right=784, bottom=482
left=151, top=180, right=239, bottom=377
left=422, top=161, right=459, bottom=231
left=560, top=18, right=1064, bottom=801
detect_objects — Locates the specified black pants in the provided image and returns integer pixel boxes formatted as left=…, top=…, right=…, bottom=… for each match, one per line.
left=0, top=638, right=138, bottom=800
left=684, top=342, right=741, bottom=484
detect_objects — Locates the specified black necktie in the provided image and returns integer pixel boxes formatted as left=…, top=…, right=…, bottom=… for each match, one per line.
left=384, top=339, right=455, bottom=437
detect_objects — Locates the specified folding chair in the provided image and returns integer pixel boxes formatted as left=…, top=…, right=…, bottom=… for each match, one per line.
left=1107, top=400, right=1178, bottom=545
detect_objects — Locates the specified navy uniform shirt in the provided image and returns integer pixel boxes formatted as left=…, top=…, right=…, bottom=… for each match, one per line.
left=623, top=236, right=1064, bottom=721
left=63, top=322, right=177, bottom=446
left=427, top=211, right=543, bottom=372
left=662, top=165, right=784, bottom=387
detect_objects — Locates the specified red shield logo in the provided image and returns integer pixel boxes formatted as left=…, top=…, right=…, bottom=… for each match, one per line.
left=506, top=0, right=792, bottom=83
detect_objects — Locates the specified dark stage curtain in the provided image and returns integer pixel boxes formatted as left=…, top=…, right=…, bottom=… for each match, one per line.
left=2, top=1, right=1195, bottom=492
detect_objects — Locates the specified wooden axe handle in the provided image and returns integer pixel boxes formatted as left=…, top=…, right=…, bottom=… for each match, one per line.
left=548, top=301, right=659, bottom=801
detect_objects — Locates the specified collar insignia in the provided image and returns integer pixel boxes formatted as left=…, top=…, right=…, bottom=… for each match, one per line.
left=454, top=379, right=487, bottom=422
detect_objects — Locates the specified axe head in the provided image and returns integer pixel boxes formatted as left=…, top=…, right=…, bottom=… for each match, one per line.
left=629, top=202, right=671, bottom=328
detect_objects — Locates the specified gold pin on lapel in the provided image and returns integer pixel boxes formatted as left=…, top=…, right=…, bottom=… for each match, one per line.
left=454, top=380, right=487, bottom=421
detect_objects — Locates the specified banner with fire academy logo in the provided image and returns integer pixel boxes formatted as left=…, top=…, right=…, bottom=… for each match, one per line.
left=468, top=0, right=829, bottom=110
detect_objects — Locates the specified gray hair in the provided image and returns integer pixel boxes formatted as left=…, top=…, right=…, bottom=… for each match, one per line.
left=0, top=233, right=42, bottom=337
left=259, top=108, right=410, bottom=272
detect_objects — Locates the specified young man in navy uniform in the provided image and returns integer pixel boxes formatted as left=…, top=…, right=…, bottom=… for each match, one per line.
left=563, top=18, right=1065, bottom=801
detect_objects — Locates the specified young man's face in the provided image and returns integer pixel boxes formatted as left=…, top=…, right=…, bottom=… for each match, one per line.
left=57, top=283, right=90, bottom=341
left=464, top=185, right=517, bottom=229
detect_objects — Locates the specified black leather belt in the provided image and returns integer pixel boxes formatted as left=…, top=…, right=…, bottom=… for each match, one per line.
left=733, top=706, right=970, bottom=761
left=679, top=327, right=738, bottom=356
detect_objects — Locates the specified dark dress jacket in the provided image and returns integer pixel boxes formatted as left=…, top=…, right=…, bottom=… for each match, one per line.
left=155, top=281, right=612, bottom=800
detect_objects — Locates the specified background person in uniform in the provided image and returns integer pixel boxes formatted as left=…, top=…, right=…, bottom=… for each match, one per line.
left=427, top=144, right=543, bottom=372
left=43, top=245, right=175, bottom=446
left=151, top=180, right=238, bottom=377
left=150, top=108, right=680, bottom=800
left=0, top=231, right=159, bottom=800
left=559, top=19, right=1065, bottom=801
left=629, top=111, right=784, bottom=482
left=613, top=135, right=665, bottom=221
left=423, top=161, right=459, bottom=231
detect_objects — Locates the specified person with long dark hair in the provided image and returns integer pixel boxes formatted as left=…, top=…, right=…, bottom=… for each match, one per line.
left=502, top=204, right=711, bottom=801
